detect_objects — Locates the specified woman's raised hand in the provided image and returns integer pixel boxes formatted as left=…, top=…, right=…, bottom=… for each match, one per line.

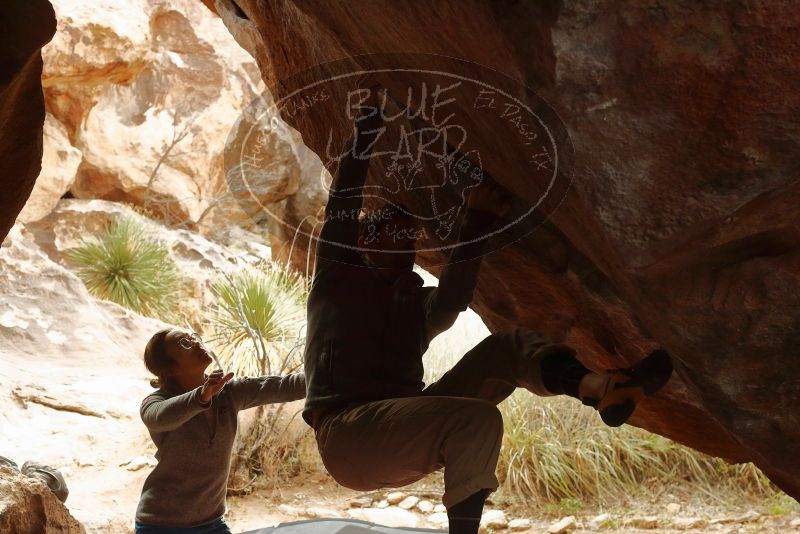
left=199, top=369, right=234, bottom=404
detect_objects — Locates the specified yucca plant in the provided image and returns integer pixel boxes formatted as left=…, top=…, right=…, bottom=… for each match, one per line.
left=204, top=260, right=306, bottom=377
left=66, top=216, right=180, bottom=320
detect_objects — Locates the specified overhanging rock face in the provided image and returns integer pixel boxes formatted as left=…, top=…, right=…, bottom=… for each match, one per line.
left=0, top=1, right=57, bottom=242
left=212, top=0, right=800, bottom=497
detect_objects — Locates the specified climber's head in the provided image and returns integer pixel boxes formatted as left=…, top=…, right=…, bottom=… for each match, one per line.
left=358, top=205, right=419, bottom=272
left=144, top=328, right=213, bottom=389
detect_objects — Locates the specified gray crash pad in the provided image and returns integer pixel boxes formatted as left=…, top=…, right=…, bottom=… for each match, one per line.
left=239, top=519, right=445, bottom=533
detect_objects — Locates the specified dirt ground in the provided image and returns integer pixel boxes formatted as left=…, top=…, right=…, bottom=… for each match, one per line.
left=222, top=475, right=800, bottom=534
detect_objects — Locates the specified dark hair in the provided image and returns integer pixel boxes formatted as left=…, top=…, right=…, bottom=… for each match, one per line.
left=144, top=328, right=175, bottom=389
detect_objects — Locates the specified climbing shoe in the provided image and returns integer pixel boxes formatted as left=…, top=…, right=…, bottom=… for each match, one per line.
left=579, top=349, right=673, bottom=427
left=21, top=461, right=69, bottom=503
left=0, top=456, right=19, bottom=472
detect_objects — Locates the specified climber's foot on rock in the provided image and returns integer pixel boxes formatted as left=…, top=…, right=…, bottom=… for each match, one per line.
left=578, top=349, right=673, bottom=427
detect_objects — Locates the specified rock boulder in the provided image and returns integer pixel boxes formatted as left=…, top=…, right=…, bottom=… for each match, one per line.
left=209, top=0, right=800, bottom=497
left=0, top=467, right=85, bottom=533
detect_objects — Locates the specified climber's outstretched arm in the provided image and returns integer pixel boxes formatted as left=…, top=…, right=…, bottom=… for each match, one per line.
left=316, top=89, right=385, bottom=265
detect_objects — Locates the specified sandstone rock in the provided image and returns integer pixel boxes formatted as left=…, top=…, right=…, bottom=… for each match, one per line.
left=41, top=0, right=293, bottom=232
left=277, top=504, right=303, bottom=516
left=214, top=0, right=800, bottom=499
left=427, top=512, right=449, bottom=529
left=625, top=516, right=659, bottom=529
left=398, top=496, right=419, bottom=510
left=0, top=0, right=57, bottom=243
left=713, top=510, right=761, bottom=524
left=348, top=496, right=373, bottom=509
left=347, top=507, right=419, bottom=529
left=221, top=90, right=323, bottom=268
left=304, top=507, right=341, bottom=519
left=508, top=518, right=531, bottom=531
left=0, top=223, right=166, bottom=364
left=205, top=225, right=273, bottom=265
left=416, top=500, right=434, bottom=513
left=0, top=466, right=85, bottom=533
left=119, top=456, right=155, bottom=472
left=588, top=513, right=611, bottom=529
left=673, top=517, right=709, bottom=530
left=386, top=491, right=407, bottom=505
left=666, top=503, right=682, bottom=514
left=547, top=515, right=577, bottom=534
left=433, top=504, right=446, bottom=513
left=790, top=518, right=800, bottom=527
left=480, top=509, right=508, bottom=529
left=0, top=222, right=171, bottom=528
left=18, top=114, right=82, bottom=224
left=375, top=499, right=389, bottom=509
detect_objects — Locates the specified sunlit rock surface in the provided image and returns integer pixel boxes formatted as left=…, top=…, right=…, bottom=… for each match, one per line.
left=39, top=0, right=284, bottom=230
left=26, top=199, right=259, bottom=315
left=17, top=114, right=82, bottom=224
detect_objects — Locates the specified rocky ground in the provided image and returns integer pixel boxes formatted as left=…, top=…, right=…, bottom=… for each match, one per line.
left=225, top=480, right=800, bottom=534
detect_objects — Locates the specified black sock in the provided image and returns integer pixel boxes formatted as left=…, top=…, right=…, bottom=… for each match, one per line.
left=447, top=489, right=490, bottom=534
left=540, top=350, right=590, bottom=398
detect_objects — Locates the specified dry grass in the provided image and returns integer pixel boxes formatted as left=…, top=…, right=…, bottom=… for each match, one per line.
left=419, top=306, right=782, bottom=508
left=495, top=391, right=776, bottom=507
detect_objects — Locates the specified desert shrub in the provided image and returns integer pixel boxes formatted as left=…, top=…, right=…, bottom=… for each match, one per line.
left=204, top=260, right=307, bottom=377
left=66, top=216, right=180, bottom=320
left=495, top=391, right=776, bottom=507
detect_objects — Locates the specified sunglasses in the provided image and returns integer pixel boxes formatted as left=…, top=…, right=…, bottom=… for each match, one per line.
left=178, top=332, right=203, bottom=350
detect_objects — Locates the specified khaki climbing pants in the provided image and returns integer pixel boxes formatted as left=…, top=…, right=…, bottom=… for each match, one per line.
left=314, top=328, right=570, bottom=508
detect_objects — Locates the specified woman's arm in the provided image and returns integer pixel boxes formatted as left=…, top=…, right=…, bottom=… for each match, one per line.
left=228, top=373, right=306, bottom=411
left=139, top=387, right=209, bottom=433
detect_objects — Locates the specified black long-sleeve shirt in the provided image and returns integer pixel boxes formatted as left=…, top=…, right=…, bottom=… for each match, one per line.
left=302, top=107, right=499, bottom=426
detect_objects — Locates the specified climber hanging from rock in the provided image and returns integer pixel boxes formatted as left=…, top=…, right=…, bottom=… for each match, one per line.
left=302, top=79, right=674, bottom=534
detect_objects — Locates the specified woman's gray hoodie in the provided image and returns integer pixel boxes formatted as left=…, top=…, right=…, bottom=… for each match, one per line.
left=135, top=374, right=306, bottom=527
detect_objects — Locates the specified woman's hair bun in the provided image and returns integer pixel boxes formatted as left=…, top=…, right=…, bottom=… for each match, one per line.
left=149, top=377, right=161, bottom=388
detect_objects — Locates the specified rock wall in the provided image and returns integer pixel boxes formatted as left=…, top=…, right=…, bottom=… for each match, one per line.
left=25, top=198, right=260, bottom=319
left=6, top=0, right=318, bottom=262
left=210, top=0, right=800, bottom=498
left=0, top=1, right=57, bottom=243
left=39, top=0, right=263, bottom=229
